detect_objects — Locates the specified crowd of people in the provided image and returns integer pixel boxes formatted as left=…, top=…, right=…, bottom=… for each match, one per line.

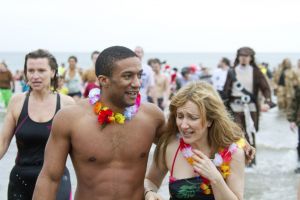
left=0, top=45, right=299, bottom=199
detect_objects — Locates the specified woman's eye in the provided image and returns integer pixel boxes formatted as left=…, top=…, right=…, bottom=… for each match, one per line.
left=177, top=115, right=183, bottom=119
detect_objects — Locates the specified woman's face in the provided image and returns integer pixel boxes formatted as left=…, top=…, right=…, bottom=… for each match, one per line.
left=68, top=58, right=77, bottom=69
left=176, top=100, right=209, bottom=144
left=26, top=58, right=54, bottom=91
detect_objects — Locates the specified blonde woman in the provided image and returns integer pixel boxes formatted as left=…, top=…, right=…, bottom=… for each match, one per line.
left=145, top=82, right=245, bottom=200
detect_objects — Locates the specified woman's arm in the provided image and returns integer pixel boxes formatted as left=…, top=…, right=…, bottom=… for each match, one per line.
left=193, top=148, right=245, bottom=200
left=144, top=144, right=169, bottom=200
left=212, top=148, right=245, bottom=200
left=0, top=94, right=22, bottom=159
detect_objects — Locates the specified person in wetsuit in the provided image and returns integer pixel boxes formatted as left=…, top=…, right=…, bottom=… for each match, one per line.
left=145, top=82, right=245, bottom=200
left=0, top=49, right=75, bottom=200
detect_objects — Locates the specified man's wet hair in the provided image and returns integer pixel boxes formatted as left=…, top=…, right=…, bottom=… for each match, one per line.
left=95, top=46, right=137, bottom=77
left=68, top=56, right=78, bottom=63
left=91, top=51, right=100, bottom=59
left=221, top=57, right=231, bottom=67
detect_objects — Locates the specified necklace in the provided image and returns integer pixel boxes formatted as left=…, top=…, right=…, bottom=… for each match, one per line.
left=179, top=137, right=246, bottom=195
left=88, top=88, right=141, bottom=127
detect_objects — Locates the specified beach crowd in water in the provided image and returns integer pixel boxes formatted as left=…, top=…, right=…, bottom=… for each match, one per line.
left=0, top=46, right=300, bottom=200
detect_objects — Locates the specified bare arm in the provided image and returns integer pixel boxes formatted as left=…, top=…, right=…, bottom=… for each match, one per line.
left=33, top=109, right=72, bottom=200
left=163, top=76, right=170, bottom=105
left=152, top=105, right=166, bottom=144
left=211, top=148, right=245, bottom=200
left=144, top=142, right=168, bottom=199
left=0, top=94, right=22, bottom=159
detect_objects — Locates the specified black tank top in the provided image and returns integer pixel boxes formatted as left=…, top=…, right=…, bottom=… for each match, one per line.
left=14, top=92, right=60, bottom=166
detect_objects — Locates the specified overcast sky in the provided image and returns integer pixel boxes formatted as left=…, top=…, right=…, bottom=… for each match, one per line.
left=0, top=0, right=300, bottom=52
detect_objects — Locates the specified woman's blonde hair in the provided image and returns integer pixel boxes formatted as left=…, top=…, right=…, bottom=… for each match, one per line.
left=155, top=81, right=243, bottom=166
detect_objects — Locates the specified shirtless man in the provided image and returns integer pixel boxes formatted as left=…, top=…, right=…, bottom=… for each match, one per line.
left=149, top=58, right=170, bottom=110
left=32, top=46, right=165, bottom=200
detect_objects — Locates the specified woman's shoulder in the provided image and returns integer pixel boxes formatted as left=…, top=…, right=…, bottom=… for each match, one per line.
left=8, top=92, right=27, bottom=119
left=59, top=93, right=75, bottom=107
left=9, top=93, right=27, bottom=109
left=165, top=135, right=180, bottom=157
left=227, top=139, right=246, bottom=162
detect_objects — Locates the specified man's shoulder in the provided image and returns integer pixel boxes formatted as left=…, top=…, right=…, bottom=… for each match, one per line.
left=139, top=102, right=165, bottom=120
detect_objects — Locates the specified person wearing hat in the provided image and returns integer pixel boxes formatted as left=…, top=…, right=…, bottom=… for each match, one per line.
left=223, top=47, right=275, bottom=166
left=273, top=58, right=298, bottom=110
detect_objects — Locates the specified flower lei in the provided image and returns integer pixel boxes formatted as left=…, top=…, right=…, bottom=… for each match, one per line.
left=88, top=88, right=141, bottom=127
left=179, top=138, right=246, bottom=195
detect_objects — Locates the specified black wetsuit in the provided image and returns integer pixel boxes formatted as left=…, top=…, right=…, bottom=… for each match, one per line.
left=8, top=92, right=71, bottom=200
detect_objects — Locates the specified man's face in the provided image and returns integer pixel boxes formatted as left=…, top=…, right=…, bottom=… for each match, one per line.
left=134, top=47, right=144, bottom=60
left=151, top=62, right=161, bottom=73
left=238, top=55, right=251, bottom=66
left=92, top=53, right=100, bottom=65
left=106, top=57, right=142, bottom=108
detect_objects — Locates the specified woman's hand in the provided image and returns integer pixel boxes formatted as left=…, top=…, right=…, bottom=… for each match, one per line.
left=145, top=191, right=164, bottom=200
left=192, top=149, right=223, bottom=184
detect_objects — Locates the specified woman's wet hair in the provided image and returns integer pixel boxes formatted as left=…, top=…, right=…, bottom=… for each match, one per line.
left=24, top=49, right=58, bottom=91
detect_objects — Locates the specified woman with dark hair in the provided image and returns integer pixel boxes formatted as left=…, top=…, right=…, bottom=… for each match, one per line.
left=0, top=49, right=74, bottom=200
left=64, top=55, right=83, bottom=101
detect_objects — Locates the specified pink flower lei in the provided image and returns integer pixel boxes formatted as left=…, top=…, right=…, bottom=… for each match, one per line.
left=88, top=88, right=141, bottom=121
left=179, top=137, right=246, bottom=195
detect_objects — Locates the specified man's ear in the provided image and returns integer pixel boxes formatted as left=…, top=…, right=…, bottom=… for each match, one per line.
left=98, top=75, right=110, bottom=88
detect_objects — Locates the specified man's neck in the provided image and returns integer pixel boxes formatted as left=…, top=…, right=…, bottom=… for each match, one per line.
left=100, top=94, right=125, bottom=114
left=239, top=64, right=251, bottom=68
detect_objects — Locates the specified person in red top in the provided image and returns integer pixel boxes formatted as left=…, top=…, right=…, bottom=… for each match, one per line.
left=0, top=61, right=15, bottom=108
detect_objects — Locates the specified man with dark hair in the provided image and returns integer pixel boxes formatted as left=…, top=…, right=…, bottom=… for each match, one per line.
left=82, top=51, right=100, bottom=97
left=148, top=58, right=170, bottom=110
left=223, top=47, right=274, bottom=166
left=32, top=46, right=166, bottom=200
left=212, top=57, right=231, bottom=100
